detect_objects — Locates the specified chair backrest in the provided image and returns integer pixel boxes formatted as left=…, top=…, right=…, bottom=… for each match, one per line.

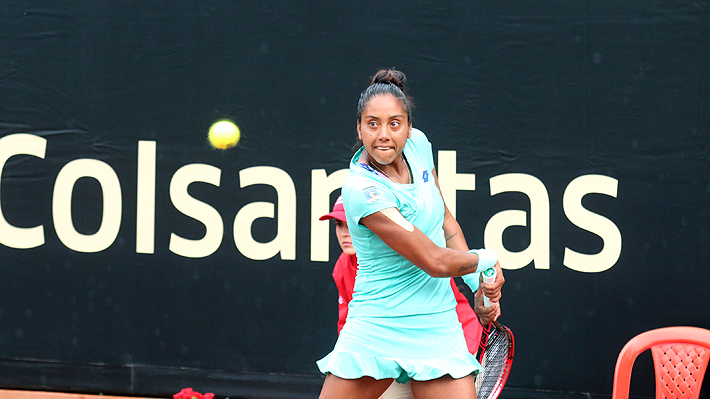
left=612, top=326, right=710, bottom=399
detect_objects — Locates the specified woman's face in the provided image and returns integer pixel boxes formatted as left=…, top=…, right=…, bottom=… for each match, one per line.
left=335, top=219, right=356, bottom=256
left=357, top=94, right=412, bottom=166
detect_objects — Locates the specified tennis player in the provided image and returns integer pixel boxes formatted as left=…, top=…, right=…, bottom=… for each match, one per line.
left=317, top=69, right=504, bottom=399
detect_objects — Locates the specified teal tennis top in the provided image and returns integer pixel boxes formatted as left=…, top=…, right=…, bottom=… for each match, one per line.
left=341, top=128, right=457, bottom=318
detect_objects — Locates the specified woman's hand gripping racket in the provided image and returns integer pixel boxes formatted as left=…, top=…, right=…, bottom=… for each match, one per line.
left=475, top=268, right=514, bottom=399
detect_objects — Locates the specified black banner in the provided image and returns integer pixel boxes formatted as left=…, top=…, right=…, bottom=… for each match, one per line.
left=1, top=1, right=709, bottom=398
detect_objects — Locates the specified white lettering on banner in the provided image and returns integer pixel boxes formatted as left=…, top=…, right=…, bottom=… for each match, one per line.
left=233, top=166, right=296, bottom=260
left=0, top=134, right=622, bottom=271
left=169, top=164, right=223, bottom=258
left=136, top=140, right=156, bottom=254
left=484, top=174, right=551, bottom=270
left=436, top=150, right=475, bottom=219
left=563, top=175, right=621, bottom=273
left=53, top=159, right=122, bottom=253
left=310, top=168, right=349, bottom=262
left=0, top=134, right=46, bottom=249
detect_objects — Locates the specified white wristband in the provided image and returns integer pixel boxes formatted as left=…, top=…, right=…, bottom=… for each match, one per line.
left=461, top=272, right=481, bottom=292
left=468, top=248, right=498, bottom=272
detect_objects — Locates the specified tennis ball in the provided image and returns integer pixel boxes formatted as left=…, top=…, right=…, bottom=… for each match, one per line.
left=208, top=120, right=240, bottom=149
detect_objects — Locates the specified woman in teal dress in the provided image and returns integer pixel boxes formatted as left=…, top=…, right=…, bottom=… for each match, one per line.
left=317, top=69, right=504, bottom=399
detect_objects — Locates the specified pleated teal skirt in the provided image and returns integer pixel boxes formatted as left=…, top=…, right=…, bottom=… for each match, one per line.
left=316, top=308, right=481, bottom=383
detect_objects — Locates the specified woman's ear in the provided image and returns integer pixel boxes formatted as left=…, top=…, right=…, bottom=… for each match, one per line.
left=357, top=120, right=363, bottom=140
left=407, top=121, right=412, bottom=138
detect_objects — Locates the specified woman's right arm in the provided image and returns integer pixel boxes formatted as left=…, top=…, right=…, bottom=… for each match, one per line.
left=359, top=208, right=493, bottom=278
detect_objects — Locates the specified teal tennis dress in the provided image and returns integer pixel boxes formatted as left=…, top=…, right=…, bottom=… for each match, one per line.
left=316, top=129, right=482, bottom=383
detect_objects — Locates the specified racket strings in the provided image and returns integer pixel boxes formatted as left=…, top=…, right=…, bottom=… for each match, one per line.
left=477, top=329, right=512, bottom=399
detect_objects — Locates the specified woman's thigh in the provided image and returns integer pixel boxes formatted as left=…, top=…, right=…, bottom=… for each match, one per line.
left=410, top=374, right=477, bottom=399
left=319, top=373, right=394, bottom=399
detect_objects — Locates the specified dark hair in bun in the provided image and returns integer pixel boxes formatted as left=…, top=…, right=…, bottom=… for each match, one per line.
left=356, top=68, right=414, bottom=123
left=371, top=69, right=407, bottom=90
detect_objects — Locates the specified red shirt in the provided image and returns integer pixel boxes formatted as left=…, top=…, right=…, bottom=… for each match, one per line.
left=332, top=252, right=482, bottom=353
left=332, top=253, right=359, bottom=334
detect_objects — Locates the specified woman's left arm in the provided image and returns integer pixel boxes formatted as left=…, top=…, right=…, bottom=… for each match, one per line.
left=432, top=167, right=505, bottom=303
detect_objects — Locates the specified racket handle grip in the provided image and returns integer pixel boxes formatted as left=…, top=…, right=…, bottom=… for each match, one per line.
left=482, top=267, right=496, bottom=308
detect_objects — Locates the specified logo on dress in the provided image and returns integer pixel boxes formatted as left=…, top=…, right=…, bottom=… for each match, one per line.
left=363, top=186, right=380, bottom=203
left=422, top=170, right=429, bottom=182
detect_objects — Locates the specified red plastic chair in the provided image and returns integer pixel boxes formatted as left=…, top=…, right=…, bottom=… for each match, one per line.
left=612, top=326, right=710, bottom=399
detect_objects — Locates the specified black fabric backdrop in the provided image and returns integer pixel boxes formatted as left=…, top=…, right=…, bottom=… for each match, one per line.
left=1, top=1, right=709, bottom=398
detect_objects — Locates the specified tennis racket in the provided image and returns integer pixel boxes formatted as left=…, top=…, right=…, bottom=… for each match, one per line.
left=475, top=268, right=514, bottom=399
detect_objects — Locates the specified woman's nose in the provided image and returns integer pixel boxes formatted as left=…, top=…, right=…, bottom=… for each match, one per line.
left=377, top=126, right=389, bottom=139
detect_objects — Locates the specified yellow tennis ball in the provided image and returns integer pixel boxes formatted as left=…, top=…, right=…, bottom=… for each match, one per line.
left=208, top=120, right=240, bottom=149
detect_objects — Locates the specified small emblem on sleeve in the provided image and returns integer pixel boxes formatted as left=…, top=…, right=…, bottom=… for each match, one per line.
left=422, top=170, right=429, bottom=182
left=363, top=186, right=380, bottom=203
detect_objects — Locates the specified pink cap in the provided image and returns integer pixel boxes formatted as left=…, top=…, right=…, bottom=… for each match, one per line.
left=319, top=195, right=346, bottom=222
